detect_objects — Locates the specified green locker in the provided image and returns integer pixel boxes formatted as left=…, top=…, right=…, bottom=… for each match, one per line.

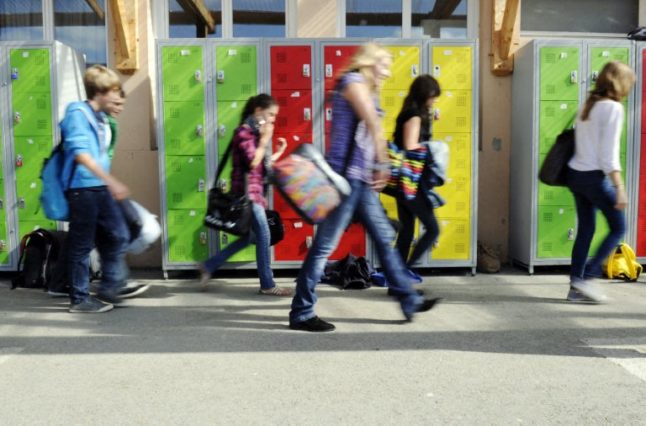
left=9, top=48, right=51, bottom=94
left=11, top=92, right=53, bottom=136
left=0, top=221, right=9, bottom=266
left=161, top=46, right=204, bottom=102
left=537, top=205, right=577, bottom=258
left=589, top=47, right=629, bottom=78
left=215, top=45, right=258, bottom=101
left=166, top=209, right=209, bottom=263
left=537, top=182, right=573, bottom=206
left=538, top=100, right=578, bottom=153
left=540, top=46, right=580, bottom=101
left=16, top=178, right=47, bottom=221
left=165, top=155, right=207, bottom=209
left=163, top=101, right=205, bottom=156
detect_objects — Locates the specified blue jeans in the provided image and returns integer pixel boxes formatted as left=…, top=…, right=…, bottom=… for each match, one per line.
left=67, top=187, right=130, bottom=304
left=396, top=196, right=439, bottom=266
left=202, top=202, right=274, bottom=289
left=567, top=168, right=625, bottom=281
left=290, top=179, right=424, bottom=323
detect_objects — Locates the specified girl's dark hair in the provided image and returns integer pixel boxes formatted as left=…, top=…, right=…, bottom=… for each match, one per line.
left=400, top=75, right=441, bottom=130
left=240, top=93, right=277, bottom=125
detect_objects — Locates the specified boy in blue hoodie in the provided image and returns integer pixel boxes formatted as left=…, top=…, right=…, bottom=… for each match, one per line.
left=61, top=65, right=131, bottom=313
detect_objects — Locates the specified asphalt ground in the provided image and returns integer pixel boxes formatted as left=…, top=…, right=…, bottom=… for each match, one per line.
left=2, top=267, right=646, bottom=424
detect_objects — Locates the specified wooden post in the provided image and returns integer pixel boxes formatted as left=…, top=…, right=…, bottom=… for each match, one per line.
left=109, top=0, right=139, bottom=74
left=491, top=0, right=520, bottom=76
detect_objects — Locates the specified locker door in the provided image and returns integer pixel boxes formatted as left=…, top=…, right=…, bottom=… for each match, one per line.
left=220, top=232, right=255, bottom=263
left=12, top=92, right=53, bottom=136
left=215, top=45, right=257, bottom=101
left=161, top=46, right=204, bottom=102
left=380, top=89, right=407, bottom=137
left=536, top=205, right=576, bottom=258
left=270, top=45, right=312, bottom=90
left=383, top=46, right=420, bottom=91
left=330, top=223, right=366, bottom=260
left=589, top=47, right=629, bottom=84
left=435, top=176, right=470, bottom=219
left=431, top=90, right=472, bottom=134
left=537, top=181, right=573, bottom=206
left=9, top=48, right=51, bottom=94
left=274, top=218, right=313, bottom=261
left=163, top=101, right=206, bottom=156
left=323, top=45, right=359, bottom=92
left=539, top=46, right=580, bottom=101
left=638, top=130, right=646, bottom=256
left=431, top=46, right=472, bottom=90
left=165, top=156, right=207, bottom=209
left=215, top=100, right=245, bottom=186
left=0, top=221, right=8, bottom=266
left=538, top=101, right=578, bottom=154
left=433, top=133, right=472, bottom=219
left=273, top=90, right=313, bottom=134
left=166, top=209, right=209, bottom=263
left=430, top=217, right=470, bottom=260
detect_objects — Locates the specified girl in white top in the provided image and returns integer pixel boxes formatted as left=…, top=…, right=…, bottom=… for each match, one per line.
left=565, top=61, right=635, bottom=303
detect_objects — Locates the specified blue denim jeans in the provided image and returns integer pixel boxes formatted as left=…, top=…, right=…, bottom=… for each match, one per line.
left=67, top=187, right=130, bottom=304
left=566, top=168, right=626, bottom=281
left=396, top=196, right=439, bottom=267
left=289, top=179, right=424, bottom=323
left=203, top=202, right=274, bottom=289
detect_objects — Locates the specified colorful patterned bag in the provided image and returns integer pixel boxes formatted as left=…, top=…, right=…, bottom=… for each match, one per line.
left=271, top=143, right=351, bottom=224
left=383, top=142, right=428, bottom=201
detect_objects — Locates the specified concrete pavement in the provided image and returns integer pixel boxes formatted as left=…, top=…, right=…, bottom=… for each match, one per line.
left=2, top=268, right=646, bottom=424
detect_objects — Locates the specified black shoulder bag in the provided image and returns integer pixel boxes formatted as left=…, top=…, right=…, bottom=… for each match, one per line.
left=538, top=123, right=575, bottom=187
left=204, top=140, right=252, bottom=236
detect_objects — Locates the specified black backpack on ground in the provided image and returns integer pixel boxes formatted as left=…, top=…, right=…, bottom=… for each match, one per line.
left=11, top=229, right=63, bottom=290
left=321, top=253, right=374, bottom=290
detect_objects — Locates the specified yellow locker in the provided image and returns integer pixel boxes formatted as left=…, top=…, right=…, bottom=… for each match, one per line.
left=435, top=175, right=471, bottom=219
left=430, top=217, right=470, bottom=260
left=380, top=89, right=406, bottom=137
left=432, top=90, right=472, bottom=134
left=383, top=45, right=420, bottom=91
left=431, top=46, right=473, bottom=90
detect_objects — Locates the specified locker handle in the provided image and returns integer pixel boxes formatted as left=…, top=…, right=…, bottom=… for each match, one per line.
left=305, top=236, right=313, bottom=248
left=11, top=68, right=18, bottom=80
left=13, top=111, right=21, bottom=124
left=0, top=240, right=5, bottom=250
left=194, top=70, right=202, bottom=82
left=196, top=124, right=204, bottom=137
left=216, top=70, right=225, bottom=83
left=433, top=108, right=440, bottom=121
left=199, top=231, right=207, bottom=245
left=18, top=198, right=25, bottom=209
left=567, top=228, right=575, bottom=241
left=0, top=198, right=3, bottom=209
left=325, top=64, right=333, bottom=78
left=302, top=64, right=311, bottom=78
left=218, top=124, right=226, bottom=138
left=570, top=70, right=577, bottom=84
left=303, top=108, right=311, bottom=121
left=15, top=155, right=23, bottom=167
left=591, top=71, right=599, bottom=82
left=198, top=179, right=205, bottom=192
left=221, top=233, right=228, bottom=245
left=325, top=107, right=332, bottom=121
left=411, top=64, right=418, bottom=77
left=433, top=65, right=441, bottom=78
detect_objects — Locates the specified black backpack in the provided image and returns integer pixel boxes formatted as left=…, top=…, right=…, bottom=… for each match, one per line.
left=322, top=253, right=374, bottom=290
left=11, top=229, right=60, bottom=289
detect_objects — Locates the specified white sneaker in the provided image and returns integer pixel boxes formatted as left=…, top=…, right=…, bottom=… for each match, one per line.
left=570, top=278, right=607, bottom=303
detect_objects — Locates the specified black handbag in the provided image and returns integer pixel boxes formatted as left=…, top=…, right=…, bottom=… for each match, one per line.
left=538, top=127, right=575, bottom=187
left=204, top=140, right=252, bottom=236
left=265, top=209, right=284, bottom=246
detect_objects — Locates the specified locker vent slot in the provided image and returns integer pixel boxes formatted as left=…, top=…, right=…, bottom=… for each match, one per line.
left=545, top=105, right=555, bottom=118
left=456, top=95, right=467, bottom=107
left=455, top=202, right=466, bottom=212
left=172, top=194, right=183, bottom=204
left=167, top=52, right=179, bottom=64
left=35, top=55, right=45, bottom=66
left=36, top=119, right=47, bottom=130
left=169, top=85, right=180, bottom=97
left=37, top=77, right=47, bottom=87
left=455, top=243, right=466, bottom=253
left=542, top=242, right=553, bottom=252
left=544, top=212, right=553, bottom=222
left=277, top=117, right=288, bottom=127
left=544, top=53, right=556, bottom=64
left=545, top=85, right=556, bottom=96
left=456, top=74, right=467, bottom=84
left=241, top=51, right=251, bottom=63
left=276, top=52, right=287, bottom=63
left=36, top=98, right=46, bottom=109
left=456, top=117, right=467, bottom=128
left=277, top=73, right=288, bottom=84
left=241, top=84, right=252, bottom=95
left=456, top=223, right=466, bottom=234
left=170, top=107, right=180, bottom=119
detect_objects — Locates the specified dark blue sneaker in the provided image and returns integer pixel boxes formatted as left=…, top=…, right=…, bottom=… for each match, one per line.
left=69, top=296, right=114, bottom=313
left=371, top=272, right=388, bottom=287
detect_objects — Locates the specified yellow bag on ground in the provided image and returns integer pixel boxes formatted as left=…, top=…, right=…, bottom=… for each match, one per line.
left=603, top=243, right=643, bottom=282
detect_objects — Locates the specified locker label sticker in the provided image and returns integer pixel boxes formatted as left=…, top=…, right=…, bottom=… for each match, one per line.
left=443, top=50, right=453, bottom=56
left=228, top=49, right=237, bottom=56
left=189, top=210, right=196, bottom=216
left=180, top=49, right=191, bottom=56
left=302, top=64, right=310, bottom=77
left=294, top=222, right=303, bottom=229
left=22, top=51, right=29, bottom=58
left=291, top=91, right=301, bottom=97
left=325, top=64, right=333, bottom=78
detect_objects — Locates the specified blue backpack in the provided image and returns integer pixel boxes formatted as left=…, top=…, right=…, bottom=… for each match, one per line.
left=40, top=143, right=76, bottom=221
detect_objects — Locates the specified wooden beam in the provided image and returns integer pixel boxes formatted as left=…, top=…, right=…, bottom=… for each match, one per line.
left=109, top=0, right=139, bottom=74
left=430, top=0, right=462, bottom=19
left=176, top=0, right=215, bottom=34
left=84, top=0, right=105, bottom=21
left=491, top=0, right=520, bottom=76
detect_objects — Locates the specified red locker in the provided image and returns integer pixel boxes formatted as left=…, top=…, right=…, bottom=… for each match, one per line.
left=643, top=50, right=646, bottom=94
left=270, top=45, right=311, bottom=90
left=273, top=90, right=313, bottom=134
left=637, top=210, right=646, bottom=256
left=274, top=218, right=313, bottom=261
left=330, top=223, right=367, bottom=260
left=323, top=45, right=359, bottom=92
left=638, top=132, right=646, bottom=256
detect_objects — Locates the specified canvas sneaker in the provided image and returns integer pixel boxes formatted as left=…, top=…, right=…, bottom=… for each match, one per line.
left=69, top=296, right=114, bottom=313
left=570, top=278, right=607, bottom=303
left=119, top=283, right=150, bottom=299
left=566, top=288, right=597, bottom=303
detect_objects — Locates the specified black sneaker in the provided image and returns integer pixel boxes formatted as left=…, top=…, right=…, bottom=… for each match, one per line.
left=69, top=296, right=114, bottom=313
left=404, top=297, right=442, bottom=322
left=119, top=283, right=150, bottom=299
left=289, top=316, right=336, bottom=332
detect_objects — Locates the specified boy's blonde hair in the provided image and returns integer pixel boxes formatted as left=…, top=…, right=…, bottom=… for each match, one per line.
left=84, top=65, right=121, bottom=99
left=341, top=43, right=392, bottom=93
left=581, top=61, right=636, bottom=120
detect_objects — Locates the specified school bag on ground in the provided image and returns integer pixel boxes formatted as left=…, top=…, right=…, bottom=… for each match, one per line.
left=603, top=243, right=643, bottom=282
left=320, top=253, right=374, bottom=290
left=11, top=229, right=65, bottom=290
